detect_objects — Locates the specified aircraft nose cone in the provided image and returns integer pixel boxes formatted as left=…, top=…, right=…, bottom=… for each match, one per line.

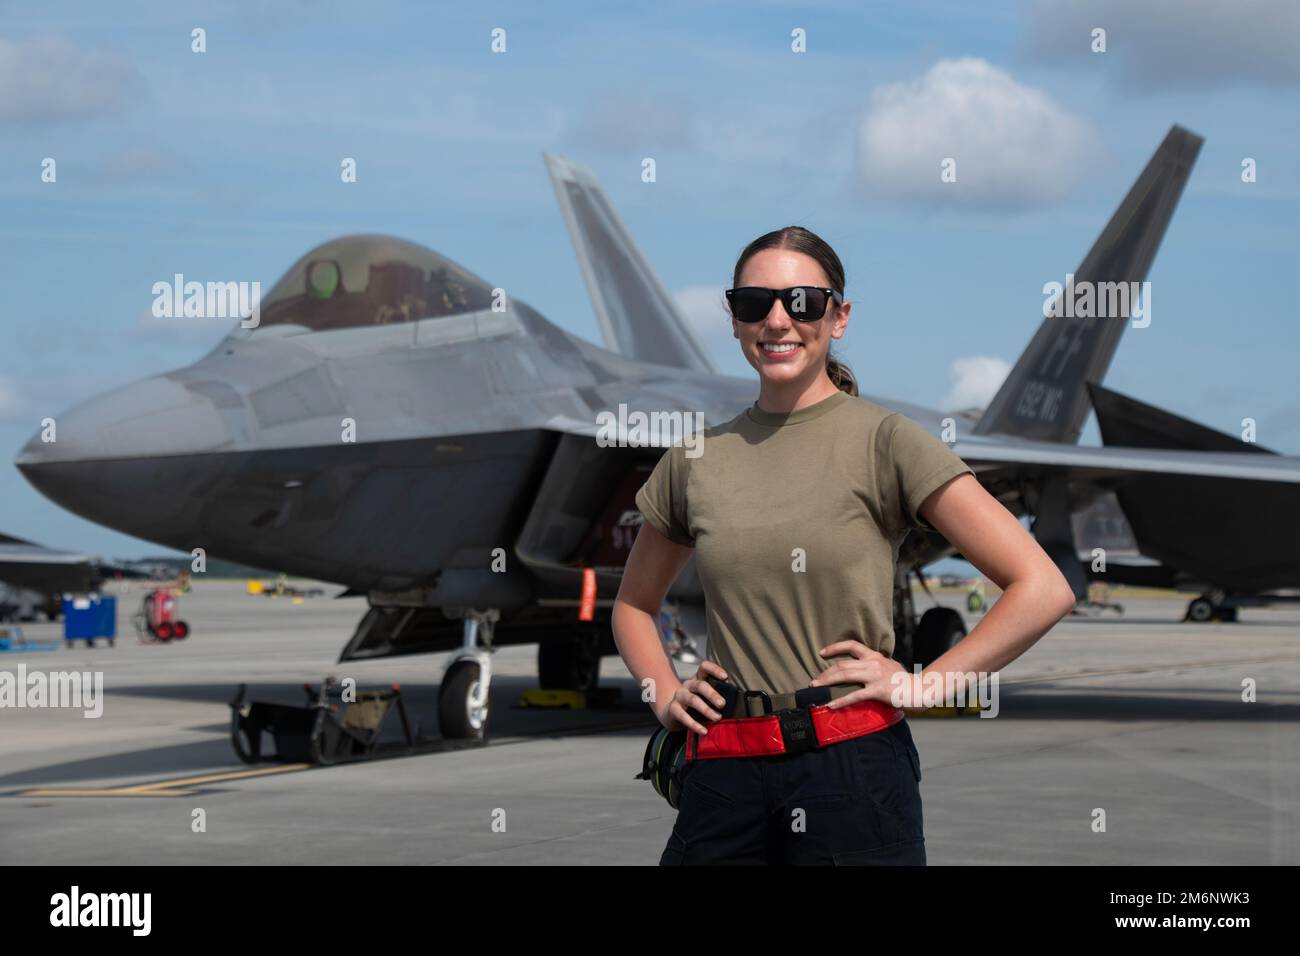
left=14, top=431, right=45, bottom=469
left=16, top=375, right=225, bottom=467
left=16, top=375, right=230, bottom=536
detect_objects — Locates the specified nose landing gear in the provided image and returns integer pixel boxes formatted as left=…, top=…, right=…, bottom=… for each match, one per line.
left=438, top=608, right=498, bottom=740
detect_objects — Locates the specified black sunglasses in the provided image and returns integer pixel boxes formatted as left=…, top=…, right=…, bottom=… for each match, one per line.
left=724, top=286, right=842, bottom=323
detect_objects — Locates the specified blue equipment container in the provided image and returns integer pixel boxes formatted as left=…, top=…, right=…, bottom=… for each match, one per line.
left=62, top=594, right=117, bottom=647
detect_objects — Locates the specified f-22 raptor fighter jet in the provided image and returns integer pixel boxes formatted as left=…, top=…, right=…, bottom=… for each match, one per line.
left=0, top=532, right=147, bottom=622
left=18, top=125, right=1300, bottom=738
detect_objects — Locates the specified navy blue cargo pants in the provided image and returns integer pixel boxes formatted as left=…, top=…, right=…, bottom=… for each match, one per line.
left=659, top=717, right=925, bottom=865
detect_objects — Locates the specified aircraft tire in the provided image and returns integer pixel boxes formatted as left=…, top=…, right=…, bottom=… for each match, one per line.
left=912, top=607, right=967, bottom=670
left=440, top=659, right=487, bottom=740
left=538, top=634, right=601, bottom=692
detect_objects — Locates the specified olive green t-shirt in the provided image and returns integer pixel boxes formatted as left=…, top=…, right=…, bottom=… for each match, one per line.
left=633, top=389, right=973, bottom=696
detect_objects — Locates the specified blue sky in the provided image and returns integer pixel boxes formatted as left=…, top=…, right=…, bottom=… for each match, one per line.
left=1, top=0, right=1298, bottom=559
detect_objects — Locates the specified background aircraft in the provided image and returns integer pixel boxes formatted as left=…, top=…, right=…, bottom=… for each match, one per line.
left=0, top=531, right=147, bottom=621
left=17, top=124, right=1300, bottom=738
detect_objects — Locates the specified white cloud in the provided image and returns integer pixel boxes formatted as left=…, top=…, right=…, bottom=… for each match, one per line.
left=0, top=35, right=142, bottom=124
left=855, top=58, right=1099, bottom=209
left=944, top=356, right=1012, bottom=411
left=1024, top=0, right=1300, bottom=91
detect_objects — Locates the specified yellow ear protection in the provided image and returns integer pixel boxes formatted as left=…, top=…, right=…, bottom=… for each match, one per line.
left=635, top=726, right=688, bottom=809
left=635, top=677, right=742, bottom=808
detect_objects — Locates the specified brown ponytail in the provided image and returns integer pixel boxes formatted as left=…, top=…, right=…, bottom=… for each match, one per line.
left=732, top=225, right=857, bottom=397
left=826, top=353, right=858, bottom=396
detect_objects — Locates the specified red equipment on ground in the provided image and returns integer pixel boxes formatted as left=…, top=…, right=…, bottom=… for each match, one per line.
left=133, top=588, right=190, bottom=643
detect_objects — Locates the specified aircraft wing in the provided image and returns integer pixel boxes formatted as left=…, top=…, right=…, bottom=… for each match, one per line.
left=954, top=438, right=1300, bottom=484
left=0, top=537, right=91, bottom=567
left=541, top=413, right=1300, bottom=485
left=955, top=436, right=1300, bottom=593
left=0, top=534, right=100, bottom=593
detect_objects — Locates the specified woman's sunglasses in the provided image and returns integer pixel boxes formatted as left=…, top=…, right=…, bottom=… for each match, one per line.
left=724, top=286, right=842, bottom=324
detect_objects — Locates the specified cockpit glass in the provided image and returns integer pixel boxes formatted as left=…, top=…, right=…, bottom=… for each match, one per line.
left=247, top=235, right=495, bottom=333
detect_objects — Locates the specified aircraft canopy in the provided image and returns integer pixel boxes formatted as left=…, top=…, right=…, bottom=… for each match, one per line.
left=255, top=235, right=495, bottom=333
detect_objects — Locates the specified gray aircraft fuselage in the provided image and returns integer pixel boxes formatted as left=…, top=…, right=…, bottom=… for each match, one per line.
left=19, top=132, right=1300, bottom=649
left=14, top=236, right=948, bottom=607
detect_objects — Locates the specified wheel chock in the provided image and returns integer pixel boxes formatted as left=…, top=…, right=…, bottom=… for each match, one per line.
left=516, top=687, right=623, bottom=710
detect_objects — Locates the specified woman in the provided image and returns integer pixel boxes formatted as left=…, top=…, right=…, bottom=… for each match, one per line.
left=612, top=226, right=1076, bottom=865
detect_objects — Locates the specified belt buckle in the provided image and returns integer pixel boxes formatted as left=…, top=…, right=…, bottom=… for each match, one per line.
left=777, top=706, right=817, bottom=754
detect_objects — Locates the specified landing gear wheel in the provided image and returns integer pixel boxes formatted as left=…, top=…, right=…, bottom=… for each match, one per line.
left=1187, top=598, right=1215, bottom=622
left=538, top=635, right=601, bottom=692
left=439, top=659, right=488, bottom=741
left=1216, top=606, right=1238, bottom=622
left=912, top=607, right=967, bottom=670
left=231, top=714, right=259, bottom=763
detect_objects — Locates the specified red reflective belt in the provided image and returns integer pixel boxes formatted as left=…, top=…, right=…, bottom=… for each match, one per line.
left=686, top=698, right=904, bottom=760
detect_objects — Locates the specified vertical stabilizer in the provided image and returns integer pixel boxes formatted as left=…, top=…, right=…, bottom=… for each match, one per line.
left=973, top=126, right=1203, bottom=443
left=545, top=153, right=716, bottom=373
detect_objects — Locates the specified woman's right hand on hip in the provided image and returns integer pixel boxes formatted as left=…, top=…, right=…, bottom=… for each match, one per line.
left=657, top=660, right=729, bottom=734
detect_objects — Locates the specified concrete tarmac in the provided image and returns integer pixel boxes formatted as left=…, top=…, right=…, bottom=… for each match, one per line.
left=1, top=580, right=1297, bottom=864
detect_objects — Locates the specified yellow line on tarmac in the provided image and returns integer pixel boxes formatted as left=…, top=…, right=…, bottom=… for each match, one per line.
left=17, top=763, right=311, bottom=798
left=22, top=787, right=202, bottom=797
left=130, top=764, right=311, bottom=791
